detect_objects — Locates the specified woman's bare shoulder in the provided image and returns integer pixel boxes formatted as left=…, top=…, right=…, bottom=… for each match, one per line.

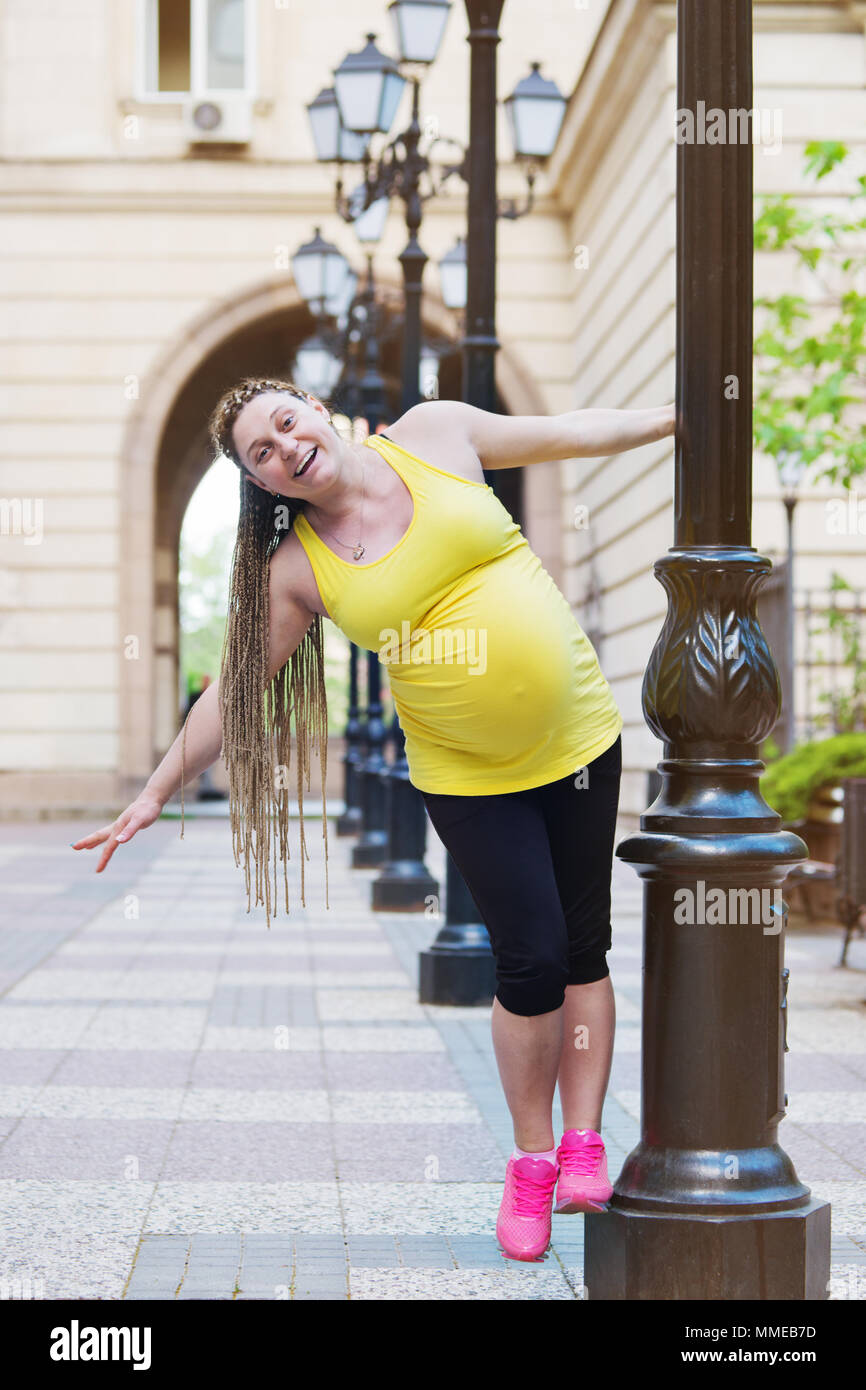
left=384, top=402, right=485, bottom=483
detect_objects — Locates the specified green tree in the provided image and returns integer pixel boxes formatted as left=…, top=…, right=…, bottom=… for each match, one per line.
left=178, top=524, right=234, bottom=696
left=754, top=140, right=866, bottom=489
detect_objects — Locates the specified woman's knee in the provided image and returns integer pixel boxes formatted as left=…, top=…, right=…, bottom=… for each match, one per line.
left=494, top=953, right=569, bottom=1017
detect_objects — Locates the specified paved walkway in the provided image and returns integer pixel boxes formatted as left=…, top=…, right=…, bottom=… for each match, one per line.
left=0, top=807, right=864, bottom=1301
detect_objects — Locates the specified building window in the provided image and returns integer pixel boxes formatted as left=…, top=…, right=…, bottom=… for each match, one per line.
left=140, top=0, right=253, bottom=98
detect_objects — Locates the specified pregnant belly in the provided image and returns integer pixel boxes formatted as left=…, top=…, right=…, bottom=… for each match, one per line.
left=382, top=561, right=587, bottom=758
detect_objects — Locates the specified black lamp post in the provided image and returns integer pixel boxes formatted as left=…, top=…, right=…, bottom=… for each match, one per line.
left=304, top=5, right=564, bottom=976
left=420, top=0, right=567, bottom=1004
left=584, top=0, right=830, bottom=1301
left=307, top=13, right=454, bottom=890
left=336, top=643, right=364, bottom=836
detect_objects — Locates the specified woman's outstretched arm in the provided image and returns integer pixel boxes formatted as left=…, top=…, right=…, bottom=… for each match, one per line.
left=392, top=398, right=676, bottom=469
left=71, top=541, right=315, bottom=873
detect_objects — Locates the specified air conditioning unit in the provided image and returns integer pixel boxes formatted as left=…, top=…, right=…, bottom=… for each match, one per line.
left=182, top=97, right=252, bottom=145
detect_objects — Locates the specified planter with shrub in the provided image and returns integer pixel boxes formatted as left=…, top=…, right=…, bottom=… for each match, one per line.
left=761, top=733, right=866, bottom=917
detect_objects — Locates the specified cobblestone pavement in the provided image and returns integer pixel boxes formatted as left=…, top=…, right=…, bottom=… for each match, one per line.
left=0, top=807, right=864, bottom=1301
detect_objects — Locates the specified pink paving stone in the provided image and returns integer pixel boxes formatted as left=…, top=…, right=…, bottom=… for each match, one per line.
left=784, top=1054, right=866, bottom=1088
left=779, top=1125, right=865, bottom=1181
left=158, top=1122, right=336, bottom=1180
left=50, top=1052, right=195, bottom=1085
left=0, top=1119, right=175, bottom=1179
left=0, top=1051, right=86, bottom=1084
left=329, top=1123, right=504, bottom=1181
left=34, top=957, right=196, bottom=971
left=317, top=1055, right=464, bottom=1090
left=34, top=952, right=402, bottom=972
left=796, top=1123, right=866, bottom=1174
left=189, top=1055, right=328, bottom=1087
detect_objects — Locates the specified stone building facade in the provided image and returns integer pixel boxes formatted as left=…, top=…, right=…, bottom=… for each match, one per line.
left=1, top=0, right=864, bottom=826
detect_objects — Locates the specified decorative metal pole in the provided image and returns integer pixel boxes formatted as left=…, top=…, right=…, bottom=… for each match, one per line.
left=397, top=76, right=427, bottom=415
left=373, top=721, right=440, bottom=910
left=343, top=90, right=439, bottom=908
left=336, top=641, right=363, bottom=836
left=419, top=0, right=502, bottom=1004
left=345, top=253, right=390, bottom=859
left=584, top=0, right=830, bottom=1300
left=351, top=651, right=389, bottom=867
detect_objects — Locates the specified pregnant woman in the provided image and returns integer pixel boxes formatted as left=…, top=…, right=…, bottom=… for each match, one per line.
left=74, top=378, right=674, bottom=1263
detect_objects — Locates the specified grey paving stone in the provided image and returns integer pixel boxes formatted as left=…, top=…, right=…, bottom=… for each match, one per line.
left=293, top=1237, right=346, bottom=1250
left=291, top=1284, right=346, bottom=1295
left=175, top=1284, right=233, bottom=1295
left=123, top=1291, right=180, bottom=1300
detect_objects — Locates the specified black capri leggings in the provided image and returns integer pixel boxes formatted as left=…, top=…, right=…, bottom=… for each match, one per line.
left=420, top=734, right=622, bottom=1017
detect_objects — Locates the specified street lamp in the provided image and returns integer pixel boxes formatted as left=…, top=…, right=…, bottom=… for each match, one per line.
left=348, top=187, right=391, bottom=244
left=292, top=333, right=343, bottom=400
left=419, top=345, right=440, bottom=399
left=498, top=61, right=567, bottom=219
left=310, top=5, right=565, bottom=997
left=305, top=87, right=368, bottom=164
left=586, top=0, right=828, bottom=1301
left=437, top=236, right=467, bottom=313
left=333, top=33, right=407, bottom=137
left=388, top=0, right=453, bottom=65
left=290, top=227, right=351, bottom=316
left=503, top=60, right=567, bottom=160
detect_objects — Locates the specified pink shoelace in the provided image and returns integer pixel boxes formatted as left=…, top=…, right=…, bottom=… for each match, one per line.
left=512, top=1162, right=558, bottom=1217
left=558, top=1137, right=605, bottom=1177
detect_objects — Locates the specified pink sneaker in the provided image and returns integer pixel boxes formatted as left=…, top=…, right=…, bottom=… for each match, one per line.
left=495, top=1154, right=560, bottom=1262
left=554, top=1128, right=613, bottom=1213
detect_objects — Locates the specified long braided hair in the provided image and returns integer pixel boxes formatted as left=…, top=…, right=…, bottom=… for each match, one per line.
left=180, top=376, right=337, bottom=925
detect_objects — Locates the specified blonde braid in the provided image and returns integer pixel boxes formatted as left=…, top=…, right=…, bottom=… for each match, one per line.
left=180, top=376, right=332, bottom=926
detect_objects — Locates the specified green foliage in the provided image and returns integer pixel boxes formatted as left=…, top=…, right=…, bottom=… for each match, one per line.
left=754, top=140, right=866, bottom=489
left=761, top=731, right=866, bottom=823
left=178, top=525, right=235, bottom=696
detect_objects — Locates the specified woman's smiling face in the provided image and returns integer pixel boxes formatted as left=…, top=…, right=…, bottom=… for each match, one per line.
left=231, top=391, right=337, bottom=498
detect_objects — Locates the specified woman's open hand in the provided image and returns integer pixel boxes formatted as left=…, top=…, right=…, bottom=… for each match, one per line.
left=71, top=789, right=167, bottom=872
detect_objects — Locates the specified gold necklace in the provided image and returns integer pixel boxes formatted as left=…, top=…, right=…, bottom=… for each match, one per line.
left=306, top=450, right=367, bottom=561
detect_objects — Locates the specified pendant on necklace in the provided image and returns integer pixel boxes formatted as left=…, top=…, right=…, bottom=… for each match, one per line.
left=352, top=544, right=365, bottom=561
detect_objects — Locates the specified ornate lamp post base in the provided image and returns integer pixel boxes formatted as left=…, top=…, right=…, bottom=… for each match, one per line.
left=588, top=544, right=831, bottom=1299
left=372, top=725, right=440, bottom=911
left=373, top=861, right=439, bottom=911
left=419, top=929, right=496, bottom=1006
left=372, top=745, right=439, bottom=909
left=586, top=1201, right=830, bottom=1301
left=351, top=828, right=388, bottom=868
left=419, top=858, right=496, bottom=1005
left=336, top=804, right=363, bottom=836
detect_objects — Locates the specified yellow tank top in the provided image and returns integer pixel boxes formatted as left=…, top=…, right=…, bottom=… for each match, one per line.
left=292, top=432, right=623, bottom=795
